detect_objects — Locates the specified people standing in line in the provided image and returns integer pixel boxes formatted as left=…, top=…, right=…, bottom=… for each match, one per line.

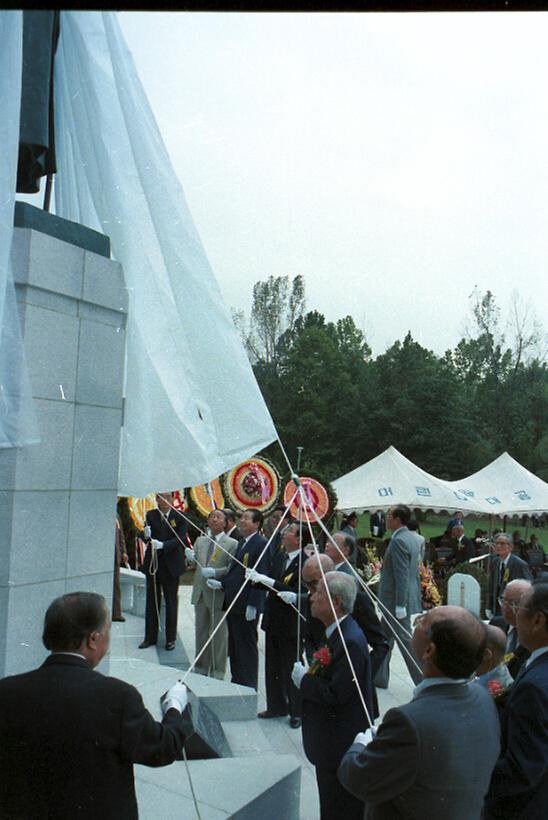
left=485, top=580, right=548, bottom=819
left=487, top=533, right=532, bottom=617
left=293, top=571, right=374, bottom=820
left=186, top=509, right=238, bottom=679
left=139, top=492, right=187, bottom=651
left=246, top=522, right=307, bottom=727
left=0, top=592, right=190, bottom=820
left=374, top=504, right=423, bottom=688
left=338, top=606, right=500, bottom=820
left=207, top=509, right=268, bottom=689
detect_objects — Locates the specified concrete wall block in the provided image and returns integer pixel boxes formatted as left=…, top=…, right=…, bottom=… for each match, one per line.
left=78, top=300, right=126, bottom=329
left=9, top=228, right=31, bottom=285
left=11, top=399, right=75, bottom=491
left=4, top=491, right=70, bottom=586
left=76, top=319, right=126, bottom=408
left=28, top=229, right=84, bottom=299
left=71, top=406, right=122, bottom=490
left=66, top=490, right=117, bottom=577
left=1, top=578, right=65, bottom=677
left=83, top=252, right=127, bottom=313
left=63, top=571, right=113, bottom=602
left=16, top=283, right=78, bottom=317
left=0, top=492, right=15, bottom=586
left=23, top=304, right=80, bottom=402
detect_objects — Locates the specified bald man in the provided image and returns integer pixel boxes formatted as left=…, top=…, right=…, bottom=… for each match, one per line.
left=338, top=606, right=500, bottom=820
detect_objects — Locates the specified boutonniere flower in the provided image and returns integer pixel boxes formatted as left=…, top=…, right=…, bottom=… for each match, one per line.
left=283, top=572, right=294, bottom=585
left=170, top=518, right=176, bottom=527
left=210, top=548, right=220, bottom=564
left=242, top=554, right=249, bottom=568
left=503, top=567, right=510, bottom=583
left=503, top=651, right=515, bottom=665
left=308, top=646, right=332, bottom=677
left=486, top=676, right=510, bottom=704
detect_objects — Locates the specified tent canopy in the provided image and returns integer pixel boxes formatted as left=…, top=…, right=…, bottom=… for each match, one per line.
left=333, top=446, right=548, bottom=517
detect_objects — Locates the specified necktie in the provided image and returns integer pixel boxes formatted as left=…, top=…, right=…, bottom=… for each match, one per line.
left=206, top=536, right=215, bottom=565
left=506, top=628, right=518, bottom=654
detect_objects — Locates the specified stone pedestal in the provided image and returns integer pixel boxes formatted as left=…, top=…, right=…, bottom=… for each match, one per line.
left=0, top=222, right=127, bottom=677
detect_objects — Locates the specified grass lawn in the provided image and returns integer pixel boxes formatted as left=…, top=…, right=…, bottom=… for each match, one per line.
left=352, top=511, right=546, bottom=543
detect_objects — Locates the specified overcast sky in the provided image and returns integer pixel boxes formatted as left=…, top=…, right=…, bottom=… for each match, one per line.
left=119, top=11, right=548, bottom=357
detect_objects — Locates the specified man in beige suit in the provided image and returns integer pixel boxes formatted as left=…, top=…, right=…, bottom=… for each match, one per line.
left=186, top=509, right=238, bottom=679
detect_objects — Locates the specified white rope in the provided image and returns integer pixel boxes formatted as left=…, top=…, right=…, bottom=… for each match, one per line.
left=179, top=488, right=301, bottom=682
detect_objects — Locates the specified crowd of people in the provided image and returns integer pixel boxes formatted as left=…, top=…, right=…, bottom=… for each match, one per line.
left=1, top=497, right=546, bottom=819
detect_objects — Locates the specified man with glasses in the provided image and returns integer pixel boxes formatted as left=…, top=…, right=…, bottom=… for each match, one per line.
left=487, top=534, right=532, bottom=617
left=485, top=580, right=548, bottom=819
left=494, top=579, right=532, bottom=679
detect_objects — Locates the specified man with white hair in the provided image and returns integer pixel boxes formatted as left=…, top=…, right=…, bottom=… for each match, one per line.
left=292, top=571, right=374, bottom=820
left=497, top=579, right=532, bottom=679
left=487, top=533, right=532, bottom=617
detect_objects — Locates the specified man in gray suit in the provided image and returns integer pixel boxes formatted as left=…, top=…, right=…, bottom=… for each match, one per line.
left=374, top=504, right=423, bottom=687
left=338, top=605, right=501, bottom=820
left=186, top=509, right=237, bottom=679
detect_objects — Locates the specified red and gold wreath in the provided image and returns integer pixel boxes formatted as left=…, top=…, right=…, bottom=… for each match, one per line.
left=189, top=479, right=225, bottom=519
left=172, top=489, right=189, bottom=513
left=126, top=493, right=157, bottom=530
left=283, top=476, right=331, bottom=522
left=223, top=457, right=280, bottom=514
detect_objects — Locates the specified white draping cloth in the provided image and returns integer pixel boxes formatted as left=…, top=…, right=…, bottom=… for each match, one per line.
left=54, top=12, right=276, bottom=495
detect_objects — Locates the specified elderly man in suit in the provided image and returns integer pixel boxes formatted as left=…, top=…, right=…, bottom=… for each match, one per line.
left=186, top=509, right=237, bottom=679
left=339, top=605, right=500, bottom=820
left=495, top=579, right=533, bottom=679
left=485, top=580, right=548, bottom=819
left=246, top=522, right=307, bottom=727
left=487, top=533, right=532, bottom=617
left=292, top=571, right=374, bottom=820
left=325, top=531, right=356, bottom=576
left=0, top=592, right=190, bottom=819
left=207, top=509, right=269, bottom=689
left=375, top=504, right=423, bottom=688
left=139, top=492, right=188, bottom=651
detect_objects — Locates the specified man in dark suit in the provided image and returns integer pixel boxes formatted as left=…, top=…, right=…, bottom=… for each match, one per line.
left=292, top=571, right=374, bottom=820
left=338, top=605, right=500, bottom=820
left=139, top=492, right=188, bottom=650
left=370, top=509, right=386, bottom=539
left=451, top=524, right=476, bottom=563
left=487, top=533, right=532, bottom=617
left=497, top=579, right=532, bottom=679
left=325, top=531, right=356, bottom=576
left=301, top=553, right=388, bottom=686
left=223, top=508, right=243, bottom=542
left=0, top=592, right=190, bottom=820
left=246, top=523, right=306, bottom=726
left=207, top=508, right=268, bottom=689
left=485, top=580, right=548, bottom=819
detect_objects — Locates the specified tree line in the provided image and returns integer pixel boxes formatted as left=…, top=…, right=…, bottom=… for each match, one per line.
left=233, top=277, right=548, bottom=484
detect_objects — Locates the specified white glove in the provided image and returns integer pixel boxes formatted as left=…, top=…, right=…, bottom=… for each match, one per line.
left=354, top=727, right=377, bottom=746
left=245, top=605, right=257, bottom=621
left=292, top=661, right=307, bottom=689
left=207, top=579, right=222, bottom=590
left=143, top=525, right=151, bottom=539
left=395, top=606, right=407, bottom=620
left=485, top=608, right=493, bottom=620
left=162, top=681, right=188, bottom=714
left=278, top=591, right=297, bottom=606
left=201, top=567, right=216, bottom=579
left=151, top=539, right=163, bottom=551
left=245, top=568, right=275, bottom=588
left=184, top=547, right=195, bottom=562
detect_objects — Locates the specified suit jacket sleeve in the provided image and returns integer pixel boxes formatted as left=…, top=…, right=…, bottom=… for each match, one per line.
left=247, top=538, right=270, bottom=611
left=300, top=634, right=366, bottom=708
left=119, top=684, right=191, bottom=767
left=353, top=591, right=389, bottom=674
left=338, top=707, right=418, bottom=804
left=488, top=679, right=548, bottom=798
left=391, top=535, right=411, bottom=610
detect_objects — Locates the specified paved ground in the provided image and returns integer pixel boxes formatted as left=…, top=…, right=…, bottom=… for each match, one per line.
left=119, top=586, right=415, bottom=820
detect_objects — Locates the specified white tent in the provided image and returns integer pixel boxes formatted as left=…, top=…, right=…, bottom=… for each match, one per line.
left=447, top=452, right=548, bottom=517
left=332, top=446, right=481, bottom=514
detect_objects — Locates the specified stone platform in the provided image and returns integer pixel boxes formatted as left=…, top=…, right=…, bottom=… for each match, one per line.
left=111, top=587, right=416, bottom=819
